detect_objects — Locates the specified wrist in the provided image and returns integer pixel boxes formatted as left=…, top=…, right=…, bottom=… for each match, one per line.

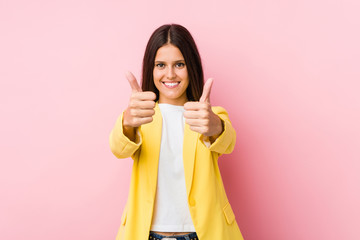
left=122, top=112, right=137, bottom=141
left=209, top=118, right=224, bottom=143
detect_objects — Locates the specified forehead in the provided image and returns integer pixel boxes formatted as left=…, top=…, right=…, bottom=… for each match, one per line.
left=155, top=44, right=184, bottom=61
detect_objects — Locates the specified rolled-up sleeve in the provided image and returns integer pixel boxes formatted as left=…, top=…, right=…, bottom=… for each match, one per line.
left=109, top=111, right=142, bottom=159
left=200, top=106, right=236, bottom=155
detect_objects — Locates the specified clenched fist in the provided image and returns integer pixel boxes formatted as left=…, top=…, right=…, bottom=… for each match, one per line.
left=184, top=78, right=223, bottom=142
left=122, top=71, right=156, bottom=141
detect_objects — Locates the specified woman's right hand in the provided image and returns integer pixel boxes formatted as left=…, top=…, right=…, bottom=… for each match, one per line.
left=123, top=72, right=156, bottom=140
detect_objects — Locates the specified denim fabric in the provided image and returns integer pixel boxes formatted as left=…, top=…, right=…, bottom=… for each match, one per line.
left=149, top=232, right=199, bottom=240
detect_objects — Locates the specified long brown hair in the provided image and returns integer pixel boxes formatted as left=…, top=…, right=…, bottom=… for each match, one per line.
left=141, top=24, right=204, bottom=102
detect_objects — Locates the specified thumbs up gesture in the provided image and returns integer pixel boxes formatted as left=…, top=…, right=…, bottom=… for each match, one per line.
left=123, top=71, right=156, bottom=133
left=184, top=78, right=223, bottom=139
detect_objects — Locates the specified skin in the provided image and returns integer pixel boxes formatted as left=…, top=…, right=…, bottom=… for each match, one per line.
left=153, top=44, right=189, bottom=106
left=122, top=71, right=156, bottom=142
left=122, top=44, right=224, bottom=235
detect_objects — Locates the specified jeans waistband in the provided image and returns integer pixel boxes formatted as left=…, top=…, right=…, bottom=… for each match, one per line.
left=149, top=231, right=198, bottom=240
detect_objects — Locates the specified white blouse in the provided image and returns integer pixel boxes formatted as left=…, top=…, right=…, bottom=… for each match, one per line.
left=150, top=103, right=196, bottom=232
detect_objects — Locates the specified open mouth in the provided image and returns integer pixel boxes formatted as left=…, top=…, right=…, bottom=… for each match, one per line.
left=162, top=81, right=180, bottom=88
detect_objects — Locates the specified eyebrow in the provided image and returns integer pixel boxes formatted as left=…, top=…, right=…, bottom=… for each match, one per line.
left=154, top=59, right=185, bottom=63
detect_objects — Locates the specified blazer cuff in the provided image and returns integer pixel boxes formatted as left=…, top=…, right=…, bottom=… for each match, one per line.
left=109, top=111, right=142, bottom=158
left=200, top=117, right=234, bottom=154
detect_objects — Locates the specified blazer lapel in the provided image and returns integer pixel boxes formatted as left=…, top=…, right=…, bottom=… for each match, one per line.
left=183, top=122, right=199, bottom=197
left=141, top=103, right=162, bottom=201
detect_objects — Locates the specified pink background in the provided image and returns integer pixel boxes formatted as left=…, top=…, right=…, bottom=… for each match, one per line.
left=1, top=0, right=359, bottom=239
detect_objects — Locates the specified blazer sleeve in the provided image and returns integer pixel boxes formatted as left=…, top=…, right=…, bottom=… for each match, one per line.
left=109, top=111, right=142, bottom=159
left=200, top=106, right=236, bottom=155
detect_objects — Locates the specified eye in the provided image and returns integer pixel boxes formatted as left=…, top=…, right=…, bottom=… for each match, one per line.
left=175, top=62, right=185, bottom=68
left=155, top=63, right=165, bottom=69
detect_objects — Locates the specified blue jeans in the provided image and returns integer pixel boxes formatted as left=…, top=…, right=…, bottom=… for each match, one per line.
left=149, top=232, right=199, bottom=240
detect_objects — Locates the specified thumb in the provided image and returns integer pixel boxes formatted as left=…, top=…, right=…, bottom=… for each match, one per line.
left=125, top=71, right=142, bottom=93
left=199, top=78, right=214, bottom=103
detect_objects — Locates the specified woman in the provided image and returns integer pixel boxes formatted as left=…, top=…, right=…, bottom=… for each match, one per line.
left=109, top=24, right=244, bottom=240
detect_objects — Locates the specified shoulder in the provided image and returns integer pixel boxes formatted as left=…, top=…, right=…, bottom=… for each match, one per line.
left=211, top=106, right=227, bottom=113
left=211, top=106, right=230, bottom=117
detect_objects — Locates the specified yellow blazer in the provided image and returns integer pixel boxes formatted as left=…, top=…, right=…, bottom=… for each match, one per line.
left=109, top=103, right=244, bottom=240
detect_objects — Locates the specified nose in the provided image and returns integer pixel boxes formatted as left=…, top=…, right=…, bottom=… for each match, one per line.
left=166, top=67, right=176, bottom=80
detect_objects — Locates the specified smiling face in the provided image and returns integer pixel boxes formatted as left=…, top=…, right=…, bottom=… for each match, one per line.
left=153, top=44, right=189, bottom=106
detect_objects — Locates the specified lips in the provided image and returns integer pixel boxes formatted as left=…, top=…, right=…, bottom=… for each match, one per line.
left=162, top=81, right=180, bottom=88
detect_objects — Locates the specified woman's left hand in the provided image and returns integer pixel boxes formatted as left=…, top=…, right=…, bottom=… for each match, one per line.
left=184, top=78, right=223, bottom=138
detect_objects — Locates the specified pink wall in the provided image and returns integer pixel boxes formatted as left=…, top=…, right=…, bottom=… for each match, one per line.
left=1, top=0, right=359, bottom=239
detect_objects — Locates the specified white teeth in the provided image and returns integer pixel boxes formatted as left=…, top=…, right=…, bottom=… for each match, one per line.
left=163, top=82, right=179, bottom=87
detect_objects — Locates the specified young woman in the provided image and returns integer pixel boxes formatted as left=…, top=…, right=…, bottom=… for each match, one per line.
left=109, top=24, right=244, bottom=240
